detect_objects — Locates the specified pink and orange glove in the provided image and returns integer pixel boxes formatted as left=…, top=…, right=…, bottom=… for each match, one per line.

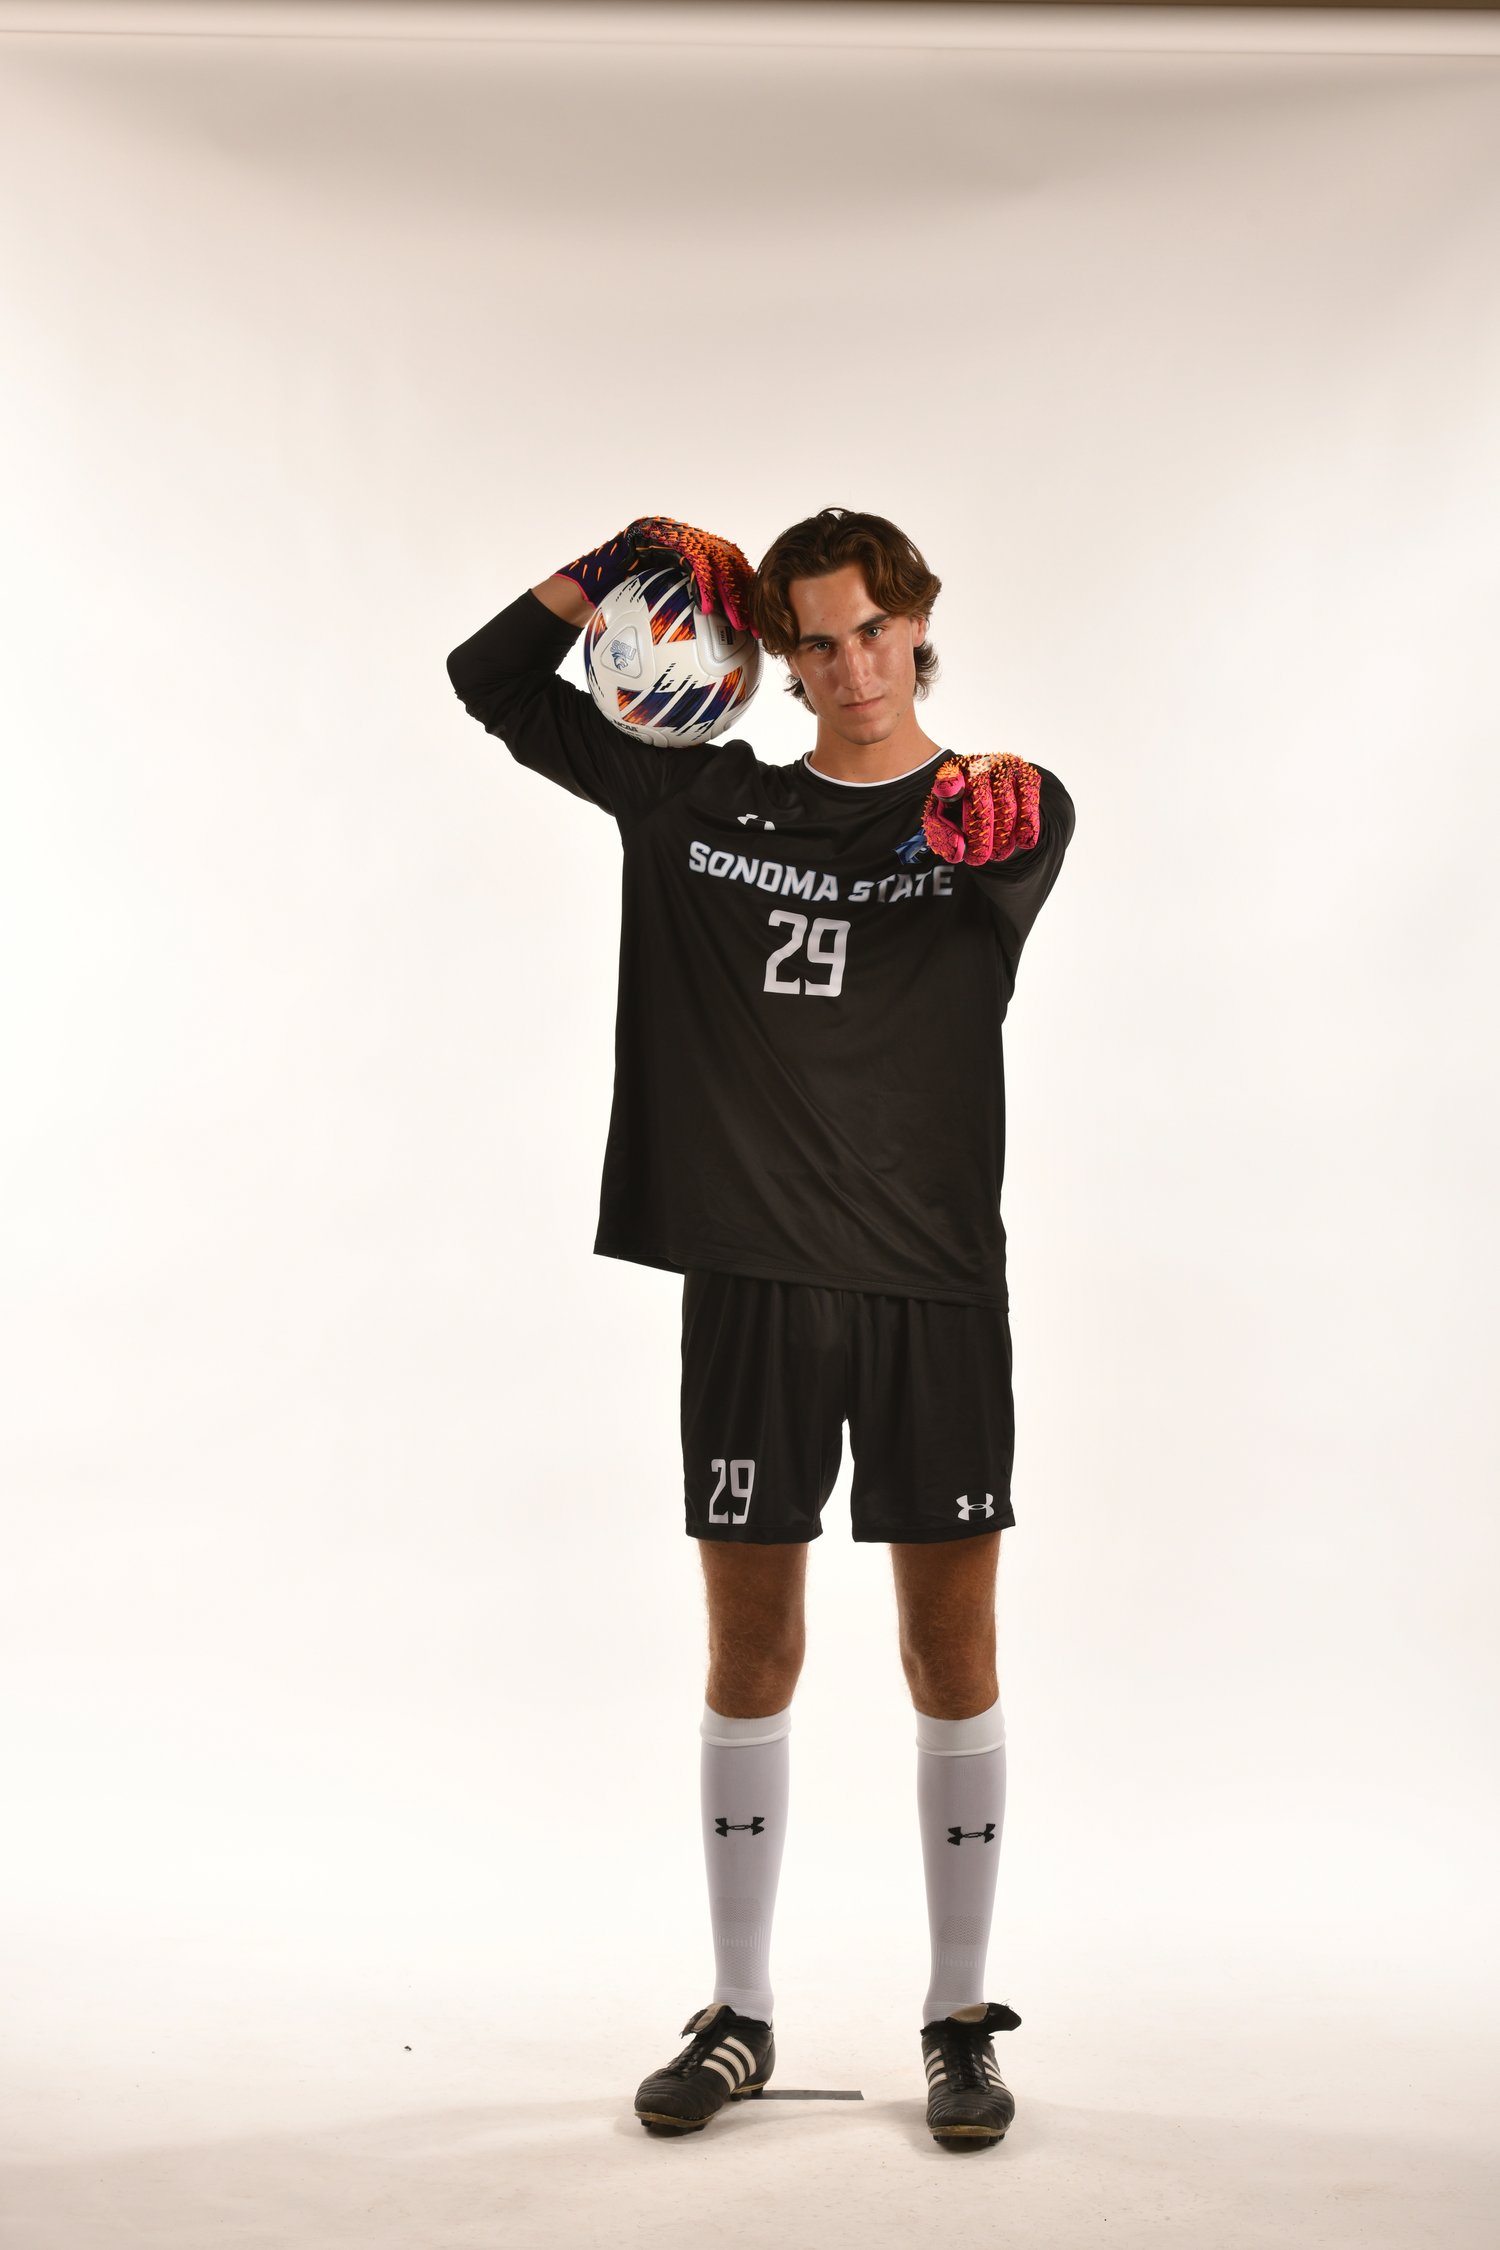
left=921, top=752, right=1041, bottom=866
left=555, top=515, right=758, bottom=635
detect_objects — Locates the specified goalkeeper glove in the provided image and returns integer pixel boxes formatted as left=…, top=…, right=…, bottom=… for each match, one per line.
left=921, top=752, right=1041, bottom=866
left=554, top=515, right=757, bottom=634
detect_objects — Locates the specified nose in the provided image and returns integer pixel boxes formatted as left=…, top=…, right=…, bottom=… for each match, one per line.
left=842, top=653, right=878, bottom=699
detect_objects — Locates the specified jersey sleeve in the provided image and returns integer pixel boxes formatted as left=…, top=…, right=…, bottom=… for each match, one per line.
left=445, top=587, right=704, bottom=831
left=963, top=764, right=1077, bottom=989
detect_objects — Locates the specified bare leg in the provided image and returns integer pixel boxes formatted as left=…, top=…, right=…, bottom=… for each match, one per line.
left=698, top=1540, right=809, bottom=1715
left=890, top=1529, right=1001, bottom=1716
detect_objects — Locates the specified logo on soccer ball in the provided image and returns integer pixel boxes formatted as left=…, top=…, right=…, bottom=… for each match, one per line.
left=605, top=626, right=642, bottom=678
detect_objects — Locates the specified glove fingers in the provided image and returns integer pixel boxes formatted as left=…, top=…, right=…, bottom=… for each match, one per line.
left=984, top=764, right=1013, bottom=863
left=922, top=757, right=969, bottom=863
left=965, top=767, right=995, bottom=864
left=624, top=515, right=703, bottom=606
left=712, top=555, right=754, bottom=634
left=922, top=799, right=965, bottom=863
left=1014, top=759, right=1042, bottom=851
left=987, top=757, right=1041, bottom=860
left=921, top=754, right=1041, bottom=868
left=703, top=538, right=756, bottom=635
left=629, top=518, right=756, bottom=634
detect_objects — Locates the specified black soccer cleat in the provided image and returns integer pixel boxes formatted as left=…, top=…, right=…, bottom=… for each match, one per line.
left=634, top=2000, right=776, bottom=2136
left=920, top=1999, right=1022, bottom=2150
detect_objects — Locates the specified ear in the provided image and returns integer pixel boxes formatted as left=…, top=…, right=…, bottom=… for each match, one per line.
left=913, top=614, right=928, bottom=647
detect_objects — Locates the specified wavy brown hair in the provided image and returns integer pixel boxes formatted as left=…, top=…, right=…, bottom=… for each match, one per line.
left=750, top=506, right=942, bottom=706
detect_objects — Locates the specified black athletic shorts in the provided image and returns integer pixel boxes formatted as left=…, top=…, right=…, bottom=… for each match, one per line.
left=680, top=1268, right=1016, bottom=1545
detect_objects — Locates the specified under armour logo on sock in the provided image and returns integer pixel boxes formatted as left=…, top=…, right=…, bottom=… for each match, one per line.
left=714, top=1816, right=767, bottom=1836
left=947, top=1823, right=997, bottom=1845
left=955, top=1493, right=994, bottom=1520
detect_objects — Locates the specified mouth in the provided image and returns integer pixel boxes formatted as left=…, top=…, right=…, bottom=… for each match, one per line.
left=844, top=697, right=881, bottom=711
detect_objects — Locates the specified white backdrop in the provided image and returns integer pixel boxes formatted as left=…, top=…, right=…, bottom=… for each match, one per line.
left=3, top=5, right=1498, bottom=2244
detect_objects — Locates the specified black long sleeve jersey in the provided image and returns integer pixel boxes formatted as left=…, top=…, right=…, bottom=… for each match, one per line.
left=447, top=588, right=1076, bottom=1309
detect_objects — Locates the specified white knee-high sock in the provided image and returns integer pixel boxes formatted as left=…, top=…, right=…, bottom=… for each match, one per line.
left=915, top=1694, right=1007, bottom=2025
left=700, top=1701, right=791, bottom=2026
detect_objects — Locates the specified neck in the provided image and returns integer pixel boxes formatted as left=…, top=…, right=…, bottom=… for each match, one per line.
left=806, top=711, right=943, bottom=784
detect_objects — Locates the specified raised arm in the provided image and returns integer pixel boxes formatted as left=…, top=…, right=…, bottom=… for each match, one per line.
left=445, top=519, right=758, bottom=830
left=446, top=579, right=675, bottom=828
left=530, top=572, right=594, bottom=629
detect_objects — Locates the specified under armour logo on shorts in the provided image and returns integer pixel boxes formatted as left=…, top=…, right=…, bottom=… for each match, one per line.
left=947, top=1823, right=997, bottom=1845
left=714, top=1816, right=766, bottom=1836
left=955, top=1493, right=995, bottom=1520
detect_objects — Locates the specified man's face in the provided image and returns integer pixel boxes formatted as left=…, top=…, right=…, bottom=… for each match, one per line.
left=784, top=563, right=927, bottom=744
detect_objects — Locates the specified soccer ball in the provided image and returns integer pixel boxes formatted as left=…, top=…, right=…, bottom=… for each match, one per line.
left=583, top=557, right=760, bottom=747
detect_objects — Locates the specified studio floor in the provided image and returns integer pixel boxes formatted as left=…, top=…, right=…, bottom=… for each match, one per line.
left=5, top=1896, right=1496, bottom=2250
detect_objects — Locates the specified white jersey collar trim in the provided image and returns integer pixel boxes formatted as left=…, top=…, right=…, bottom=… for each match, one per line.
left=801, top=747, right=947, bottom=789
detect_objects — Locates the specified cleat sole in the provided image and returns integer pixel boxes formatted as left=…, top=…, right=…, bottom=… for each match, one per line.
left=635, top=2079, right=769, bottom=2134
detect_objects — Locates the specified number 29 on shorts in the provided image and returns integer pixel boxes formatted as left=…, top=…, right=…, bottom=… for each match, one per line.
left=708, top=1457, right=756, bottom=1524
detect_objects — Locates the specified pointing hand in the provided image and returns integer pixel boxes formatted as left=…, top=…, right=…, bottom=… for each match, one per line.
left=921, top=753, right=1041, bottom=866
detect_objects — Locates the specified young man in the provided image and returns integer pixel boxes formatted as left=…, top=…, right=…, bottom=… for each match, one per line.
left=445, top=508, right=1075, bottom=2151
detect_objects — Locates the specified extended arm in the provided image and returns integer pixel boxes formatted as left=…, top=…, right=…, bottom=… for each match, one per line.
left=954, top=764, right=1076, bottom=989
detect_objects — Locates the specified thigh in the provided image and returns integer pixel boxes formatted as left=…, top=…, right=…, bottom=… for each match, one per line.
left=889, top=1529, right=1002, bottom=1713
left=680, top=1268, right=845, bottom=1545
left=845, top=1291, right=1016, bottom=1544
left=889, top=1528, right=1002, bottom=1645
left=698, top=1539, right=810, bottom=1712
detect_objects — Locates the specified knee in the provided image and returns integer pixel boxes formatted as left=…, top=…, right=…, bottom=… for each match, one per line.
left=706, top=1623, right=804, bottom=1719
left=706, top=1638, right=805, bottom=1719
left=900, top=1635, right=997, bottom=1723
left=906, top=1673, right=999, bottom=1722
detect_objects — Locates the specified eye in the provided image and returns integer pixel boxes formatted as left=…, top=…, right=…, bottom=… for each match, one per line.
left=809, top=627, right=883, bottom=651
